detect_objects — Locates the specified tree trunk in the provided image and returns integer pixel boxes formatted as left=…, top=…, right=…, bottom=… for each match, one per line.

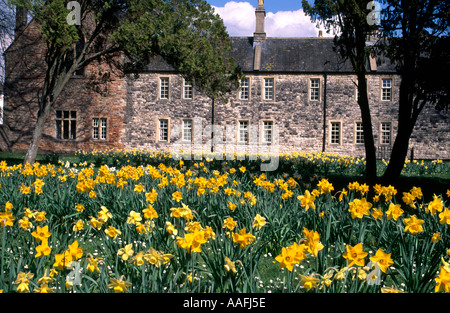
left=382, top=80, right=416, bottom=184
left=381, top=124, right=413, bottom=184
left=357, top=73, right=378, bottom=184
left=210, top=97, right=215, bottom=153
left=24, top=97, right=52, bottom=165
left=381, top=60, right=418, bottom=184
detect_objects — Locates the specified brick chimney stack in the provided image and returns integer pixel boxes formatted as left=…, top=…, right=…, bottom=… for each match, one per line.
left=15, top=6, right=27, bottom=39
left=253, top=0, right=266, bottom=43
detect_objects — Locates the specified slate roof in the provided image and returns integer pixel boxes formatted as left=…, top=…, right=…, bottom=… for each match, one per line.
left=142, top=36, right=397, bottom=74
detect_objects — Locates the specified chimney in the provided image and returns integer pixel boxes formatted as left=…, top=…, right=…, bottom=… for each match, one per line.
left=15, top=6, right=27, bottom=39
left=318, top=30, right=323, bottom=38
left=253, top=0, right=266, bottom=44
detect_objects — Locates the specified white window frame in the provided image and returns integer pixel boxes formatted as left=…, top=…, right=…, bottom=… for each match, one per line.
left=263, top=78, right=274, bottom=101
left=158, top=118, right=170, bottom=142
left=380, top=121, right=392, bottom=145
left=381, top=78, right=392, bottom=101
left=310, top=78, right=321, bottom=101
left=329, top=121, right=342, bottom=145
left=237, top=120, right=249, bottom=144
left=239, top=77, right=250, bottom=100
left=261, top=120, right=274, bottom=144
left=354, top=121, right=364, bottom=145
left=92, top=117, right=107, bottom=140
left=183, top=80, right=193, bottom=100
left=182, top=119, right=193, bottom=142
left=159, top=77, right=170, bottom=100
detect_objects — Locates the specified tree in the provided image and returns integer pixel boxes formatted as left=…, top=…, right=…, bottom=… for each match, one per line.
left=10, top=0, right=240, bottom=164
left=378, top=0, right=449, bottom=183
left=0, top=0, right=15, bottom=82
left=302, top=0, right=379, bottom=184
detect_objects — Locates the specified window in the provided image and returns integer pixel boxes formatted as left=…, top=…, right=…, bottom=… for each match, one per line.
left=183, top=80, right=193, bottom=99
left=92, top=118, right=107, bottom=140
left=380, top=122, right=391, bottom=145
left=381, top=78, right=392, bottom=101
left=310, top=78, right=320, bottom=101
left=182, top=119, right=193, bottom=142
left=239, top=77, right=250, bottom=100
left=159, top=119, right=169, bottom=141
left=355, top=122, right=364, bottom=144
left=160, top=77, right=169, bottom=99
left=238, top=120, right=249, bottom=143
left=56, top=110, right=76, bottom=140
left=264, top=78, right=274, bottom=101
left=262, top=121, right=273, bottom=144
left=330, top=121, right=341, bottom=145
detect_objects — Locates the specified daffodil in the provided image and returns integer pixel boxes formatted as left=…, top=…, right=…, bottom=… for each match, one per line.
left=224, top=257, right=237, bottom=274
left=302, top=228, right=324, bottom=257
left=427, top=195, right=444, bottom=215
left=223, top=217, right=238, bottom=231
left=386, top=202, right=404, bottom=221
left=439, top=208, right=450, bottom=225
left=35, top=240, right=52, bottom=258
left=14, top=272, right=34, bottom=293
left=118, top=244, right=134, bottom=261
left=297, top=190, right=316, bottom=212
left=342, top=243, right=368, bottom=267
left=108, top=277, right=132, bottom=293
left=126, top=210, right=142, bottom=225
left=403, top=215, right=424, bottom=234
left=299, top=274, right=320, bottom=289
left=252, top=214, right=266, bottom=230
left=369, top=249, right=394, bottom=273
left=105, top=226, right=121, bottom=239
left=31, top=225, right=52, bottom=242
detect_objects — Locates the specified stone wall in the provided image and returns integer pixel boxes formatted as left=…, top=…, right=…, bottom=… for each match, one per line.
left=122, top=71, right=449, bottom=160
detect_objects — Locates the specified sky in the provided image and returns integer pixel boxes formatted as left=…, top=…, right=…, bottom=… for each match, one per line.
left=206, top=0, right=333, bottom=38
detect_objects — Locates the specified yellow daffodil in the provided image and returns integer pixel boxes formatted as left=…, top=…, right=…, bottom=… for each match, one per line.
left=403, top=215, right=424, bottom=234
left=343, top=243, right=368, bottom=267
left=369, top=249, right=394, bottom=273
left=252, top=214, right=266, bottom=230
left=108, top=277, right=132, bottom=293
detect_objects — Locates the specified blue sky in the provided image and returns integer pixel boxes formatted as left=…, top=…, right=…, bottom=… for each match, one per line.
left=205, top=0, right=331, bottom=37
left=206, top=0, right=305, bottom=13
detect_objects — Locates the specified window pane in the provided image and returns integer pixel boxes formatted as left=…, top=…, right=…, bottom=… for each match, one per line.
left=263, top=121, right=273, bottom=143
left=63, top=120, right=69, bottom=139
left=100, top=118, right=107, bottom=140
left=355, top=122, right=364, bottom=144
left=56, top=110, right=62, bottom=119
left=183, top=120, right=192, bottom=141
left=160, top=78, right=169, bottom=99
left=381, top=122, right=391, bottom=144
left=240, top=78, right=249, bottom=100
left=159, top=119, right=168, bottom=141
left=264, top=78, right=274, bottom=100
left=184, top=81, right=193, bottom=99
left=239, top=121, right=249, bottom=143
left=310, top=79, right=320, bottom=101
left=382, top=79, right=392, bottom=101
left=70, top=120, right=76, bottom=139
left=331, top=122, right=341, bottom=144
left=56, top=120, right=62, bottom=139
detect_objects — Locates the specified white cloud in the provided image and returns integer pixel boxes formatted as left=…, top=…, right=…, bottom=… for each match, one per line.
left=212, top=1, right=332, bottom=38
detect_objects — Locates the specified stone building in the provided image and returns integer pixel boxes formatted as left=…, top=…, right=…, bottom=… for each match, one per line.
left=1, top=1, right=449, bottom=160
